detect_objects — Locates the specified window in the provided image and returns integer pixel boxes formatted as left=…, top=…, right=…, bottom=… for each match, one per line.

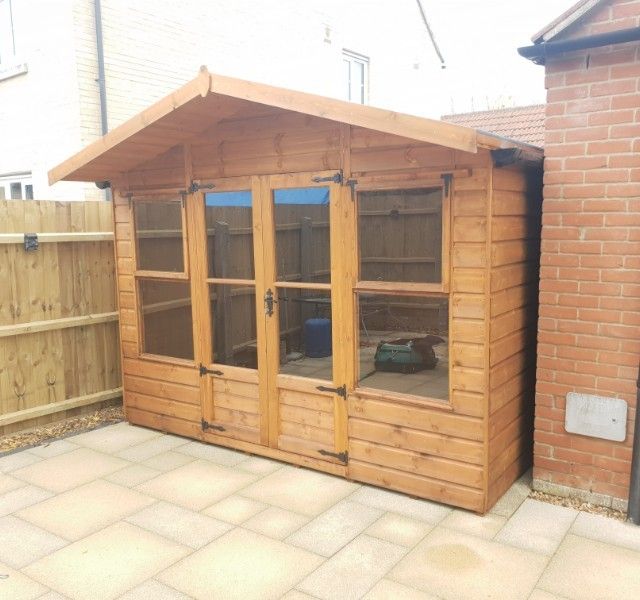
left=0, top=173, right=32, bottom=200
left=343, top=51, right=368, bottom=104
left=0, top=0, right=15, bottom=66
left=355, top=185, right=450, bottom=402
left=133, top=197, right=194, bottom=361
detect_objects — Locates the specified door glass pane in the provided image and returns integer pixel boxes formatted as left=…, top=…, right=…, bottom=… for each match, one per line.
left=210, top=283, right=257, bottom=368
left=134, top=200, right=184, bottom=272
left=139, top=279, right=193, bottom=360
left=358, top=188, right=443, bottom=283
left=205, top=191, right=254, bottom=279
left=278, top=288, right=332, bottom=381
left=274, top=187, right=330, bottom=284
left=357, top=293, right=448, bottom=400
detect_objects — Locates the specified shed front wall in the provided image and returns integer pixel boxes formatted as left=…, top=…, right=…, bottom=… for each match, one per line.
left=111, top=112, right=537, bottom=512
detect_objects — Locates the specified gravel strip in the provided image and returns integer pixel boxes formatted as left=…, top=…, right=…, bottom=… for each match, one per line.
left=0, top=406, right=124, bottom=454
left=530, top=490, right=627, bottom=521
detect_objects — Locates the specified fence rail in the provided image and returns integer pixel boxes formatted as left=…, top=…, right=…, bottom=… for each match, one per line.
left=0, top=200, right=122, bottom=436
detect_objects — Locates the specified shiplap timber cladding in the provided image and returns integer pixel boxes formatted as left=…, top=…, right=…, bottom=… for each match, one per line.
left=0, top=200, right=121, bottom=435
left=52, top=72, right=543, bottom=512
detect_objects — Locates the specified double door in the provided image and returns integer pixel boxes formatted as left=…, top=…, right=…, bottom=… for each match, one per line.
left=195, top=172, right=352, bottom=465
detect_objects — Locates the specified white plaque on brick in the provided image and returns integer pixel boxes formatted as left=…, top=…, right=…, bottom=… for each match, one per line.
left=565, top=392, right=627, bottom=442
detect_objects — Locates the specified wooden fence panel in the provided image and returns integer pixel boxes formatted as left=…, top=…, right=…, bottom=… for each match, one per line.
left=0, top=200, right=121, bottom=435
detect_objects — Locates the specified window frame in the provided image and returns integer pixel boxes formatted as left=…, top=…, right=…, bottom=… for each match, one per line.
left=343, top=50, right=369, bottom=105
left=130, top=194, right=194, bottom=363
left=352, top=179, right=452, bottom=406
left=0, top=0, right=16, bottom=67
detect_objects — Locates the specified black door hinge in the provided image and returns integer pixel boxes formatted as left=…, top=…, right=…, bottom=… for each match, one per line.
left=441, top=173, right=452, bottom=196
left=201, top=419, right=226, bottom=432
left=184, top=181, right=216, bottom=194
left=316, top=384, right=347, bottom=399
left=312, top=172, right=342, bottom=184
left=199, top=363, right=224, bottom=377
left=318, top=449, right=348, bottom=463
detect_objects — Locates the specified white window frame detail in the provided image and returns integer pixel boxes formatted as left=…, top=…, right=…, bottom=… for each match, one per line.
left=0, top=173, right=33, bottom=200
left=343, top=50, right=369, bottom=105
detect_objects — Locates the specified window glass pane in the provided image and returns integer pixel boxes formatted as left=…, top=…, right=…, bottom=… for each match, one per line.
left=134, top=201, right=184, bottom=272
left=140, top=279, right=193, bottom=360
left=278, top=288, right=332, bottom=381
left=0, top=187, right=5, bottom=200
left=25, top=184, right=33, bottom=200
left=274, top=187, right=330, bottom=284
left=205, top=191, right=254, bottom=279
left=210, top=283, right=257, bottom=368
left=358, top=188, right=443, bottom=284
left=10, top=182, right=21, bottom=199
left=358, top=293, right=448, bottom=400
left=354, top=60, right=365, bottom=104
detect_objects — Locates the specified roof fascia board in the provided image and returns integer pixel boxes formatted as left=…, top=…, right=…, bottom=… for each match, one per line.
left=531, top=0, right=604, bottom=43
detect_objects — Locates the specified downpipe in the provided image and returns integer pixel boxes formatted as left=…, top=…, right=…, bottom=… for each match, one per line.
left=628, top=367, right=640, bottom=524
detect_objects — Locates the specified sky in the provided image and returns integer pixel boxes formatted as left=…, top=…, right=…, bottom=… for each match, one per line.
left=423, top=0, right=579, bottom=115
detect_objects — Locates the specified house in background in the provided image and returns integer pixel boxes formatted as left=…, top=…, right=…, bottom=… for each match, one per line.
left=0, top=0, right=444, bottom=200
left=519, top=0, right=640, bottom=512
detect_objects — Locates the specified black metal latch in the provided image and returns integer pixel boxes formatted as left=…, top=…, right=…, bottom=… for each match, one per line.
left=199, top=363, right=223, bottom=377
left=201, top=419, right=226, bottom=432
left=264, top=288, right=277, bottom=317
left=318, top=449, right=348, bottom=464
left=24, top=233, right=38, bottom=252
left=316, top=384, right=347, bottom=399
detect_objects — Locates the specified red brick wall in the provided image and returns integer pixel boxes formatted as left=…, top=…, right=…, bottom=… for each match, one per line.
left=536, top=0, right=640, bottom=504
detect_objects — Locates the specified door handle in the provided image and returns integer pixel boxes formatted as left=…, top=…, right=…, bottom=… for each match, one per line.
left=264, top=288, right=277, bottom=316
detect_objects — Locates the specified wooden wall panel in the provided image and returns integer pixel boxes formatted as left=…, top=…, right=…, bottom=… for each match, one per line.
left=486, top=166, right=542, bottom=509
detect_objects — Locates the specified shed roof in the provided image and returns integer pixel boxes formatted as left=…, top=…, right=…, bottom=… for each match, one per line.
left=49, top=68, right=542, bottom=185
left=442, top=105, right=545, bottom=147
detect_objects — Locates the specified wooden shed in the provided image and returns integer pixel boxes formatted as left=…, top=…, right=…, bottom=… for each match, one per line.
left=49, top=68, right=543, bottom=513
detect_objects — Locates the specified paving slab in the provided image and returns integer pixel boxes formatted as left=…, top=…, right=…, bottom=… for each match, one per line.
left=389, top=526, right=548, bottom=600
left=236, top=455, right=286, bottom=475
left=116, top=435, right=190, bottom=462
left=17, top=479, right=155, bottom=541
left=240, top=465, right=358, bottom=517
left=27, top=440, right=79, bottom=459
left=203, top=494, right=267, bottom=524
left=70, top=422, right=161, bottom=453
left=528, top=590, right=568, bottom=600
left=158, top=527, right=323, bottom=600
left=495, top=499, right=577, bottom=555
left=363, top=578, right=440, bottom=600
left=365, top=512, right=434, bottom=547
left=0, top=471, right=26, bottom=495
left=298, top=534, right=406, bottom=600
left=128, top=500, right=233, bottom=548
left=571, top=511, right=640, bottom=553
left=287, top=500, right=382, bottom=557
left=0, top=561, right=48, bottom=600
left=137, top=459, right=256, bottom=510
left=0, top=450, right=42, bottom=473
left=489, top=478, right=531, bottom=519
left=538, top=534, right=640, bottom=600
left=349, top=485, right=451, bottom=523
left=104, top=463, right=162, bottom=487
left=439, top=509, right=506, bottom=540
left=0, top=484, right=53, bottom=517
left=0, top=515, right=67, bottom=568
left=175, top=440, right=249, bottom=466
left=140, top=450, right=196, bottom=472
left=119, top=579, right=193, bottom=599
left=243, top=505, right=310, bottom=540
left=11, top=448, right=128, bottom=493
left=23, top=522, right=189, bottom=600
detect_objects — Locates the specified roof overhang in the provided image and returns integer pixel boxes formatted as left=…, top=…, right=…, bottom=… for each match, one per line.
left=531, top=0, right=605, bottom=43
left=49, top=67, right=541, bottom=185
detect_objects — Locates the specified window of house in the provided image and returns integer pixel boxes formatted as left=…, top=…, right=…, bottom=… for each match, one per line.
left=343, top=50, right=368, bottom=104
left=355, top=185, right=450, bottom=402
left=133, top=197, right=194, bottom=361
left=0, top=173, right=33, bottom=200
left=0, top=0, right=16, bottom=66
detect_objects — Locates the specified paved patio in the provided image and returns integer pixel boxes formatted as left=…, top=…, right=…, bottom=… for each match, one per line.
left=1, top=422, right=640, bottom=600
